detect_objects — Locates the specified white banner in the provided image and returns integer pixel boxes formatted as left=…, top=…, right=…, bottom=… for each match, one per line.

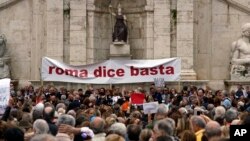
left=41, top=57, right=181, bottom=84
left=0, top=78, right=10, bottom=115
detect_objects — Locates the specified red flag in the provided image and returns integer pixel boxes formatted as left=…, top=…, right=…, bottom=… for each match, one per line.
left=131, top=93, right=145, bottom=105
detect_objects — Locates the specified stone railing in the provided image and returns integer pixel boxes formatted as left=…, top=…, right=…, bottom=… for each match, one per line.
left=218, top=0, right=250, bottom=15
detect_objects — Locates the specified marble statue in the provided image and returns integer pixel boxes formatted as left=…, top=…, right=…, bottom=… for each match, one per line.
left=0, top=35, right=6, bottom=57
left=109, top=3, right=128, bottom=43
left=231, top=23, right=250, bottom=79
left=0, top=34, right=10, bottom=79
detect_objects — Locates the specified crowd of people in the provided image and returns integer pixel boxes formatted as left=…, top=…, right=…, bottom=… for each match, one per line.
left=0, top=82, right=250, bottom=141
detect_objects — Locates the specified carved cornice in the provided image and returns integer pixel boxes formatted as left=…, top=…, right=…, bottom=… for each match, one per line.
left=0, top=0, right=22, bottom=10
left=218, top=0, right=250, bottom=15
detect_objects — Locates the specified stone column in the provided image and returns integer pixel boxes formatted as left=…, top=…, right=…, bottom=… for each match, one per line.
left=153, top=0, right=171, bottom=58
left=46, top=0, right=64, bottom=61
left=195, top=0, right=212, bottom=80
left=31, top=0, right=46, bottom=80
left=176, top=0, right=197, bottom=80
left=144, top=0, right=154, bottom=59
left=86, top=0, right=95, bottom=64
left=63, top=0, right=70, bottom=64
left=69, top=0, right=87, bottom=65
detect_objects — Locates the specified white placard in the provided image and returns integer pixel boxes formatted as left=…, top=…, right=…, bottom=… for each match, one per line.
left=0, top=78, right=10, bottom=115
left=143, top=102, right=159, bottom=114
left=154, top=78, right=165, bottom=87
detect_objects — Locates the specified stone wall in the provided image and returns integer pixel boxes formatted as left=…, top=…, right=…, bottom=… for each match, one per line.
left=92, top=8, right=111, bottom=62
left=127, top=12, right=145, bottom=59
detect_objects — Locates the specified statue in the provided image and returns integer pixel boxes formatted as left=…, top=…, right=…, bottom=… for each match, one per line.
left=0, top=35, right=6, bottom=57
left=109, top=3, right=128, bottom=43
left=0, top=34, right=10, bottom=79
left=230, top=23, right=250, bottom=79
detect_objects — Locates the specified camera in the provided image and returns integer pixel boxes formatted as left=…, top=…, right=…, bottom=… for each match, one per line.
left=196, top=111, right=202, bottom=115
left=194, top=107, right=204, bottom=115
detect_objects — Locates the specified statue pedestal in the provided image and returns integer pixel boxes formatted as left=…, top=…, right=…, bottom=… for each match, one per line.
left=230, top=64, right=250, bottom=80
left=109, top=42, right=131, bottom=60
left=224, top=80, right=249, bottom=92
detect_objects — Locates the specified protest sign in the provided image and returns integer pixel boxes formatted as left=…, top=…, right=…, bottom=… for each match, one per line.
left=0, top=78, right=10, bottom=115
left=154, top=77, right=165, bottom=88
left=143, top=102, right=159, bottom=114
left=131, top=93, right=145, bottom=105
left=42, top=57, right=181, bottom=84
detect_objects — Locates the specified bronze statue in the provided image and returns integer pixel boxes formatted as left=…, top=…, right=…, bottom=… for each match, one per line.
left=109, top=4, right=128, bottom=43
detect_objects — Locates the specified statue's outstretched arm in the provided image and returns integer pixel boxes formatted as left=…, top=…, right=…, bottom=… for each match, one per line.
left=109, top=5, right=116, bottom=16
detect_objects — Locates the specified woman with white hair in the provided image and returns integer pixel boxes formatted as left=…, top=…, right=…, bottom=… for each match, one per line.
left=33, top=119, right=49, bottom=134
left=25, top=119, right=49, bottom=141
left=56, top=114, right=76, bottom=141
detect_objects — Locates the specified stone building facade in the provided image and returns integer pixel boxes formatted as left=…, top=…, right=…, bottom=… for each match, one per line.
left=0, top=0, right=250, bottom=89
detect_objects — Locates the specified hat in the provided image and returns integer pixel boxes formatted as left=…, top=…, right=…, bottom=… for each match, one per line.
left=222, top=98, right=231, bottom=109
left=74, top=127, right=94, bottom=141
